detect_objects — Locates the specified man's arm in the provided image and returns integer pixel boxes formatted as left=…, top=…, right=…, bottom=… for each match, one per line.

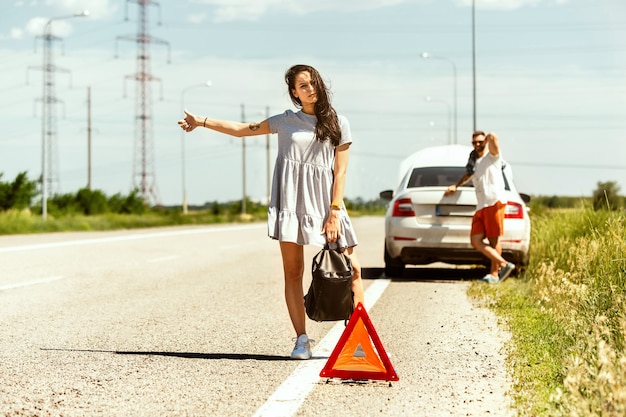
left=444, top=173, right=472, bottom=196
left=486, top=132, right=500, bottom=156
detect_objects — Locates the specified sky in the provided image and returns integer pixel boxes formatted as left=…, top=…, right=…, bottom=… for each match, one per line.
left=0, top=0, right=624, bottom=207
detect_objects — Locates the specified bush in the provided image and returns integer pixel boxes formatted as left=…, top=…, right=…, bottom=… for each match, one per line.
left=47, top=192, right=81, bottom=215
left=117, top=189, right=147, bottom=214
left=46, top=187, right=147, bottom=216
left=593, top=181, right=622, bottom=211
left=76, top=188, right=108, bottom=215
left=0, top=172, right=38, bottom=210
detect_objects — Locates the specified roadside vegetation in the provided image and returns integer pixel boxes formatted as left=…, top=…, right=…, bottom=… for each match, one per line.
left=470, top=182, right=626, bottom=416
left=0, top=171, right=385, bottom=234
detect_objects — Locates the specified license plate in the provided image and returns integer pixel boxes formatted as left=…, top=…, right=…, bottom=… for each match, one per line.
left=436, top=204, right=475, bottom=217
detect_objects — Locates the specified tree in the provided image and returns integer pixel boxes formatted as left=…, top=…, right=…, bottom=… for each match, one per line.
left=76, top=188, right=108, bottom=215
left=593, top=181, right=621, bottom=211
left=0, top=172, right=38, bottom=211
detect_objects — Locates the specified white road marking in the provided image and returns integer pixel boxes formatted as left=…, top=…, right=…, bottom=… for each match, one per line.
left=0, top=224, right=265, bottom=253
left=0, top=276, right=64, bottom=291
left=252, top=278, right=392, bottom=417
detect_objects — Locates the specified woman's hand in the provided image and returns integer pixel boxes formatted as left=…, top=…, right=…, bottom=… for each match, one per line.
left=178, top=110, right=200, bottom=132
left=322, top=210, right=341, bottom=243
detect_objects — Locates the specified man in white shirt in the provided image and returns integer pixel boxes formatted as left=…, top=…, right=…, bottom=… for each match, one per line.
left=444, top=131, right=516, bottom=283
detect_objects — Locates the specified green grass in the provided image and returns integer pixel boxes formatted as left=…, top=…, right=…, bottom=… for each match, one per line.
left=0, top=205, right=384, bottom=235
left=471, top=207, right=626, bottom=416
left=0, top=208, right=268, bottom=235
left=470, top=279, right=567, bottom=415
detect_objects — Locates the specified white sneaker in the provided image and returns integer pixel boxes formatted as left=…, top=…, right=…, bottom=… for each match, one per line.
left=290, top=334, right=312, bottom=360
left=498, top=262, right=516, bottom=282
left=480, top=273, right=499, bottom=284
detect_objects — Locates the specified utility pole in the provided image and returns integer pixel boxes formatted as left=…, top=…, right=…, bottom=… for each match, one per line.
left=241, top=103, right=247, bottom=215
left=472, top=0, right=477, bottom=131
left=87, top=86, right=92, bottom=190
left=116, top=0, right=170, bottom=206
left=266, top=105, right=270, bottom=205
left=180, top=81, right=211, bottom=214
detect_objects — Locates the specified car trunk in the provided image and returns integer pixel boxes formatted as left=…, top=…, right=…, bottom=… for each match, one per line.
left=394, top=187, right=477, bottom=244
left=399, top=187, right=525, bottom=247
left=410, top=187, right=476, bottom=225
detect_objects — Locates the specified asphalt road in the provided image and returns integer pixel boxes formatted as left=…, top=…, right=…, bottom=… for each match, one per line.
left=0, top=216, right=515, bottom=417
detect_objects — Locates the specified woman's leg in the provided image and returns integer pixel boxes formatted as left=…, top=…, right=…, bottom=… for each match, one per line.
left=279, top=241, right=306, bottom=337
left=345, top=247, right=365, bottom=307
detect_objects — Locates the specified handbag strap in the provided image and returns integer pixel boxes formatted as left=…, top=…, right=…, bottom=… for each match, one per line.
left=312, top=246, right=352, bottom=276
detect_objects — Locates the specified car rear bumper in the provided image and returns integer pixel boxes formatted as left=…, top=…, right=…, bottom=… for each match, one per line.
left=386, top=236, right=530, bottom=267
left=385, top=215, right=530, bottom=267
left=394, top=245, right=528, bottom=266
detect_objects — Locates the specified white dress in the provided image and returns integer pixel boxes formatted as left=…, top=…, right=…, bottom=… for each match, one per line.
left=267, top=110, right=358, bottom=248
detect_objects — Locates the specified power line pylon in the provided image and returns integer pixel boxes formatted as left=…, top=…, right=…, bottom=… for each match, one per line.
left=116, top=0, right=170, bottom=206
left=28, top=12, right=88, bottom=220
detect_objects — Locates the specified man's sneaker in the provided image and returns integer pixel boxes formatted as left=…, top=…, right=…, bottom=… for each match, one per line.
left=480, top=274, right=499, bottom=284
left=499, top=262, right=515, bottom=282
left=290, top=334, right=312, bottom=360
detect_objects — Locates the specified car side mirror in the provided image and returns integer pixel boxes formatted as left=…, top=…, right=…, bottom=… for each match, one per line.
left=379, top=190, right=393, bottom=201
left=519, top=193, right=531, bottom=204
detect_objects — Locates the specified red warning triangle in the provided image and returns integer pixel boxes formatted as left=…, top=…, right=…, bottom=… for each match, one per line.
left=320, top=302, right=399, bottom=381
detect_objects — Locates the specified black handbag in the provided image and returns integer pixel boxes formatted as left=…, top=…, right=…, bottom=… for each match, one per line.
left=304, top=246, right=354, bottom=322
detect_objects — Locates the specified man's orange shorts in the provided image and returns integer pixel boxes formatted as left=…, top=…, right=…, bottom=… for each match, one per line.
left=471, top=201, right=506, bottom=238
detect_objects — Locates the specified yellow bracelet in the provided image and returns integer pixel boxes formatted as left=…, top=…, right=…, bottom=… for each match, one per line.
left=330, top=201, right=341, bottom=209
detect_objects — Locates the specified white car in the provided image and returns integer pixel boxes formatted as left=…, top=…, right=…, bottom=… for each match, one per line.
left=380, top=145, right=531, bottom=277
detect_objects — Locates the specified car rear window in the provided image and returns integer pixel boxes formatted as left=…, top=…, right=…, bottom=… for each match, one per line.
left=407, top=167, right=472, bottom=188
left=408, top=166, right=513, bottom=191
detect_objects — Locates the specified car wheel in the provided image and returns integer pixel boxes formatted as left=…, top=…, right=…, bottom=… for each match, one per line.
left=384, top=243, right=405, bottom=278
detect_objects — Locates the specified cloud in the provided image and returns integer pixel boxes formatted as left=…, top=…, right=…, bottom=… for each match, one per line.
left=21, top=1, right=100, bottom=38
left=25, top=17, right=76, bottom=37
left=192, top=0, right=570, bottom=22
left=194, top=0, right=408, bottom=22
left=187, top=13, right=208, bottom=25
left=201, top=0, right=282, bottom=22
left=454, top=0, right=570, bottom=10
left=10, top=28, right=24, bottom=39
left=44, top=0, right=118, bottom=20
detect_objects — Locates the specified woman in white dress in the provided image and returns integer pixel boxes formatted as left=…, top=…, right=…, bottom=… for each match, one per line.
left=178, top=64, right=364, bottom=360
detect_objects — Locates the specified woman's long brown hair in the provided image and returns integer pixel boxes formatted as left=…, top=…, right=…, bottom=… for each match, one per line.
left=285, top=64, right=341, bottom=146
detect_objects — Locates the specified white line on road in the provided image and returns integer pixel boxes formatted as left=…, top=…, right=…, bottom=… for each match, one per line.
left=252, top=278, right=392, bottom=417
left=0, top=276, right=64, bottom=291
left=0, top=224, right=266, bottom=253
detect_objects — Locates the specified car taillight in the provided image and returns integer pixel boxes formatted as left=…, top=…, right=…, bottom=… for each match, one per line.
left=392, top=198, right=415, bottom=217
left=504, top=201, right=524, bottom=219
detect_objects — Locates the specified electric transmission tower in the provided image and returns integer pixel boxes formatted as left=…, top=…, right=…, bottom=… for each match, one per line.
left=27, top=12, right=89, bottom=220
left=31, top=28, right=66, bottom=200
left=116, top=0, right=170, bottom=205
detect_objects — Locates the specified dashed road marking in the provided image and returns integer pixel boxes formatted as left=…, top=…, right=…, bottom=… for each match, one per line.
left=0, top=276, right=64, bottom=291
left=0, top=224, right=265, bottom=253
